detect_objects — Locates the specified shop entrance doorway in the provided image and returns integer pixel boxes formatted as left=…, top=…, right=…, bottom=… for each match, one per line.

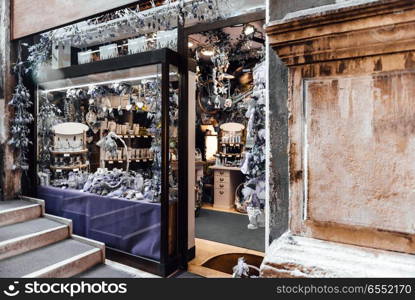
left=179, top=11, right=266, bottom=277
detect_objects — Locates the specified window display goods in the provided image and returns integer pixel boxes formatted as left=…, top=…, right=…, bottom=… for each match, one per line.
left=36, top=67, right=173, bottom=204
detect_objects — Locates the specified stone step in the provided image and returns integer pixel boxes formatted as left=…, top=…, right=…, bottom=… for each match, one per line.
left=76, top=264, right=137, bottom=278
left=260, top=233, right=415, bottom=278
left=0, top=217, right=70, bottom=260
left=0, top=239, right=103, bottom=278
left=0, top=200, right=42, bottom=227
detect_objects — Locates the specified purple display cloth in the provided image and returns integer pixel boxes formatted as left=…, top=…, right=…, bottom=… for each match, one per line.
left=37, top=185, right=161, bottom=260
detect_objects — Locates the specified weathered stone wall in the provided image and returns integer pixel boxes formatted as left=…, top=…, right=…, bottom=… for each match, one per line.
left=264, top=0, right=415, bottom=277
left=0, top=0, right=5, bottom=201
left=268, top=0, right=336, bottom=22
left=0, top=0, right=20, bottom=200
left=267, top=0, right=415, bottom=250
left=267, top=0, right=338, bottom=243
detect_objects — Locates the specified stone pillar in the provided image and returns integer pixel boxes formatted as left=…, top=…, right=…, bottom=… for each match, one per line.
left=0, top=0, right=21, bottom=200
left=262, top=0, right=415, bottom=277
left=267, top=0, right=337, bottom=247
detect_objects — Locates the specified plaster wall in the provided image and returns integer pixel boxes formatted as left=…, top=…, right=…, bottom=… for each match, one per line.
left=306, top=71, right=415, bottom=234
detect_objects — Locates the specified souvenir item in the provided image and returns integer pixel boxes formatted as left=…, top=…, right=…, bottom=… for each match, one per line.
left=224, top=98, right=232, bottom=108
left=78, top=50, right=93, bottom=64
left=99, top=44, right=118, bottom=60
left=128, top=37, right=147, bottom=55
left=136, top=100, right=144, bottom=110
left=86, top=110, right=97, bottom=127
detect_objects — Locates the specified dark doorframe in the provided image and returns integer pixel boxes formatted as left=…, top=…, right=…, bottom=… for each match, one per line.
left=176, top=9, right=265, bottom=271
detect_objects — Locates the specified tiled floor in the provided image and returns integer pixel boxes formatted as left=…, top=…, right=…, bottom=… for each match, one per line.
left=188, top=238, right=264, bottom=278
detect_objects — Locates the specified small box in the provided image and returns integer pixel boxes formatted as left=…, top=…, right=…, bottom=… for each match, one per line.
left=116, top=124, right=122, bottom=135
left=133, top=124, right=140, bottom=135
left=121, top=125, right=127, bottom=135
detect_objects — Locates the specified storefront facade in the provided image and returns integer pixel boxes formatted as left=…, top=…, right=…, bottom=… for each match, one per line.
left=0, top=0, right=267, bottom=277
left=2, top=0, right=415, bottom=278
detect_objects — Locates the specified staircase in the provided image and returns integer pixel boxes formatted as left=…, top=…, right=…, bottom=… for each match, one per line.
left=0, top=197, right=137, bottom=278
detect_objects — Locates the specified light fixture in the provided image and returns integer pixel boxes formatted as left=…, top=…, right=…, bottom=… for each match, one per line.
left=188, top=41, right=194, bottom=48
left=41, top=73, right=177, bottom=93
left=201, top=48, right=215, bottom=57
left=244, top=24, right=255, bottom=36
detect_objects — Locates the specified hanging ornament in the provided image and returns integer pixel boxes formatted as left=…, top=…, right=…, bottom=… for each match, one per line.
left=224, top=98, right=232, bottom=108
left=85, top=110, right=97, bottom=127
left=214, top=95, right=221, bottom=109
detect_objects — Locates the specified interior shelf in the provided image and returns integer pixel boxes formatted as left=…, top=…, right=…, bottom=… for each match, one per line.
left=50, top=163, right=89, bottom=170
left=51, top=149, right=89, bottom=155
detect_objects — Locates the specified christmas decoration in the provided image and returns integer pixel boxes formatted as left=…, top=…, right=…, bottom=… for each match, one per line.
left=146, top=79, right=163, bottom=203
left=24, top=0, right=230, bottom=77
left=8, top=43, right=34, bottom=171
left=37, top=93, right=61, bottom=171
left=240, top=61, right=266, bottom=228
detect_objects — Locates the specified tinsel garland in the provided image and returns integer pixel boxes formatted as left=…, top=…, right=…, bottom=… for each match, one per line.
left=24, top=0, right=229, bottom=78
left=26, top=32, right=53, bottom=77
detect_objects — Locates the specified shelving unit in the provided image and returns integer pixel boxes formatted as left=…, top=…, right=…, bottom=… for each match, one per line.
left=51, top=149, right=88, bottom=155
left=50, top=122, right=90, bottom=178
left=50, top=163, right=89, bottom=170
left=99, top=98, right=155, bottom=171
left=215, top=123, right=246, bottom=168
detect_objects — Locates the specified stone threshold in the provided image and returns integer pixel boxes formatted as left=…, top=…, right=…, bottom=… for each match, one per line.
left=260, top=233, right=415, bottom=278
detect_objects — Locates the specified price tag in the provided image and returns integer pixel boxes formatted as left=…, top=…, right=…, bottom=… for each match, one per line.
left=108, top=161, right=114, bottom=164
left=64, top=153, right=70, bottom=157
left=73, top=168, right=79, bottom=172
left=118, top=161, right=123, bottom=163
left=143, top=159, right=147, bottom=162
left=56, top=169, right=62, bottom=173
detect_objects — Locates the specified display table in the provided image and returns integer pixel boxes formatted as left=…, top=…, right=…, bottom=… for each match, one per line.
left=37, top=185, right=161, bottom=260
